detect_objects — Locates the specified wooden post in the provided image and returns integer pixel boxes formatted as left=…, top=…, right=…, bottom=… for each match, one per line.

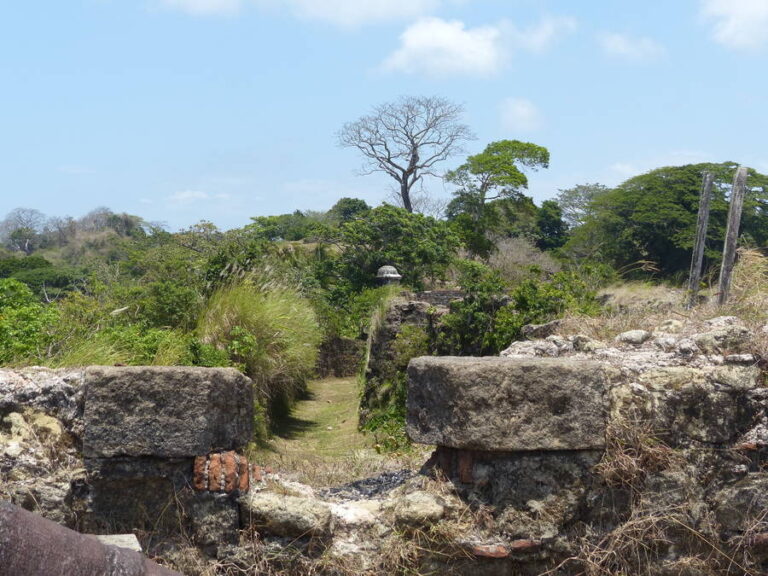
left=717, top=166, right=748, bottom=305
left=687, top=172, right=714, bottom=308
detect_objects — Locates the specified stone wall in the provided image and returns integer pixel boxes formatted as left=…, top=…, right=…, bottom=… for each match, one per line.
left=1, top=366, right=255, bottom=557
left=406, top=315, right=768, bottom=574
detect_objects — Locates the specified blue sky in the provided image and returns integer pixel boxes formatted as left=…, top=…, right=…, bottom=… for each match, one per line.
left=1, top=0, right=767, bottom=230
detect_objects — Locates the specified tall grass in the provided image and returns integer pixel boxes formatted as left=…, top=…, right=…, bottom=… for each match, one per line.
left=197, top=280, right=322, bottom=419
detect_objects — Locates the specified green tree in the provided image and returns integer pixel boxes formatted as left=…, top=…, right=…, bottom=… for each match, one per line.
left=446, top=140, right=549, bottom=219
left=555, top=183, right=610, bottom=229
left=445, top=140, right=549, bottom=257
left=327, top=197, right=370, bottom=224
left=535, top=200, right=568, bottom=251
left=331, top=204, right=459, bottom=291
left=563, top=163, right=768, bottom=278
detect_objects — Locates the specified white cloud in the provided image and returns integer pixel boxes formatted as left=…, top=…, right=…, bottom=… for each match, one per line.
left=285, top=0, right=439, bottom=28
left=383, top=17, right=504, bottom=77
left=599, top=33, right=665, bottom=62
left=500, top=98, right=542, bottom=132
left=158, top=0, right=242, bottom=16
left=509, top=16, right=577, bottom=52
left=701, top=0, right=768, bottom=50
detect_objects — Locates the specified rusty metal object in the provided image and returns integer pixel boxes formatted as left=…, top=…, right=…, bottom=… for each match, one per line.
left=0, top=501, right=181, bottom=576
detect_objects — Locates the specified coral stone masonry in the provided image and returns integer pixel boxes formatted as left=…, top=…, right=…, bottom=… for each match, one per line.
left=407, top=356, right=610, bottom=451
left=83, top=366, right=253, bottom=458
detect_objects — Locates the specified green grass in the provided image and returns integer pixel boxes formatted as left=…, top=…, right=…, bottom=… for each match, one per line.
left=250, top=376, right=428, bottom=488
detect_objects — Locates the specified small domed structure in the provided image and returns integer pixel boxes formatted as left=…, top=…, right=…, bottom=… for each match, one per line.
left=376, top=265, right=402, bottom=286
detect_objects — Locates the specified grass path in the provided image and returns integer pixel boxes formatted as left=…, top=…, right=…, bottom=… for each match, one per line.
left=271, top=376, right=371, bottom=457
left=251, top=377, right=381, bottom=487
left=251, top=376, right=426, bottom=488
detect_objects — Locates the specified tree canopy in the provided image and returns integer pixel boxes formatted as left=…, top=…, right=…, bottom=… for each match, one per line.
left=564, top=162, right=768, bottom=277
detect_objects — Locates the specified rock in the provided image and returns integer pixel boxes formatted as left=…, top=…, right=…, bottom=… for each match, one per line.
left=240, top=492, right=333, bottom=538
left=714, top=474, right=768, bottom=531
left=706, top=316, right=744, bottom=328
left=407, top=357, right=609, bottom=451
left=389, top=491, right=445, bottom=527
left=653, top=336, right=678, bottom=352
left=616, top=330, right=652, bottom=346
left=572, top=334, right=606, bottom=352
left=0, top=368, right=84, bottom=436
left=675, top=338, right=700, bottom=358
left=94, top=534, right=142, bottom=552
left=708, top=365, right=760, bottom=390
left=82, top=366, right=253, bottom=458
left=725, top=354, right=758, bottom=365
left=692, top=326, right=750, bottom=355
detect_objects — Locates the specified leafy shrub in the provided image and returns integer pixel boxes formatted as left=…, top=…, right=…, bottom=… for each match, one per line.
left=438, top=262, right=601, bottom=355
left=0, top=279, right=59, bottom=364
left=197, top=281, right=322, bottom=419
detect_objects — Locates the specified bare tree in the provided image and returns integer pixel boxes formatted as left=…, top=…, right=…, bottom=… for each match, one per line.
left=0, top=208, right=47, bottom=254
left=339, top=95, right=474, bottom=213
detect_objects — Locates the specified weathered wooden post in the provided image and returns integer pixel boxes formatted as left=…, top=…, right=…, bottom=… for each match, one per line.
left=717, top=166, right=748, bottom=305
left=687, top=172, right=714, bottom=308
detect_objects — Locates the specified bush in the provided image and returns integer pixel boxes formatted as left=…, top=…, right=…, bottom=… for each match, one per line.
left=0, top=279, right=59, bottom=364
left=437, top=261, right=510, bottom=356
left=197, top=281, right=322, bottom=420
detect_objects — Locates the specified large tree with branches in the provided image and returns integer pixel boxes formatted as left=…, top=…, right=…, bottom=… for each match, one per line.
left=338, top=95, right=474, bottom=213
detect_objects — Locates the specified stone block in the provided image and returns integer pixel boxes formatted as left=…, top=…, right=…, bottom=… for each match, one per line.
left=407, top=357, right=609, bottom=451
left=82, top=366, right=253, bottom=458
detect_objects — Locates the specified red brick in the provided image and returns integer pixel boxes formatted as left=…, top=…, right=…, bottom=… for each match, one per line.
left=471, top=544, right=509, bottom=559
left=208, top=453, right=222, bottom=491
left=223, top=451, right=238, bottom=492
left=238, top=456, right=250, bottom=492
left=193, top=456, right=208, bottom=491
left=264, top=465, right=274, bottom=475
left=509, top=539, right=541, bottom=552
left=251, top=465, right=263, bottom=482
left=458, top=450, right=474, bottom=484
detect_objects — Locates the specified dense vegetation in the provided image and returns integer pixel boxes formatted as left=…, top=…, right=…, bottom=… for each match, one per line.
left=1, top=151, right=764, bottom=441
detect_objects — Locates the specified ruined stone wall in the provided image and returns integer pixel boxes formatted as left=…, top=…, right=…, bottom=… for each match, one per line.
left=0, top=366, right=255, bottom=558
left=406, top=315, right=768, bottom=574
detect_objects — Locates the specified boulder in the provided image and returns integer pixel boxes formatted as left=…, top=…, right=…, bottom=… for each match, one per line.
left=239, top=492, right=333, bottom=538
left=82, top=366, right=253, bottom=458
left=388, top=491, right=445, bottom=527
left=407, top=357, right=609, bottom=451
left=616, top=330, right=652, bottom=346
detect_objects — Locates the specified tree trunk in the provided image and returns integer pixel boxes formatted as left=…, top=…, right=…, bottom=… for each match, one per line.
left=401, top=181, right=413, bottom=213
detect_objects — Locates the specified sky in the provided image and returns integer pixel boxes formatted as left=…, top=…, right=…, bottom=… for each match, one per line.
left=1, top=0, right=767, bottom=231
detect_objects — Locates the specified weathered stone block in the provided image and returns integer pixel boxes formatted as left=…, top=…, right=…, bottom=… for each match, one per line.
left=407, top=357, right=609, bottom=451
left=239, top=492, right=333, bottom=538
left=82, top=366, right=253, bottom=458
